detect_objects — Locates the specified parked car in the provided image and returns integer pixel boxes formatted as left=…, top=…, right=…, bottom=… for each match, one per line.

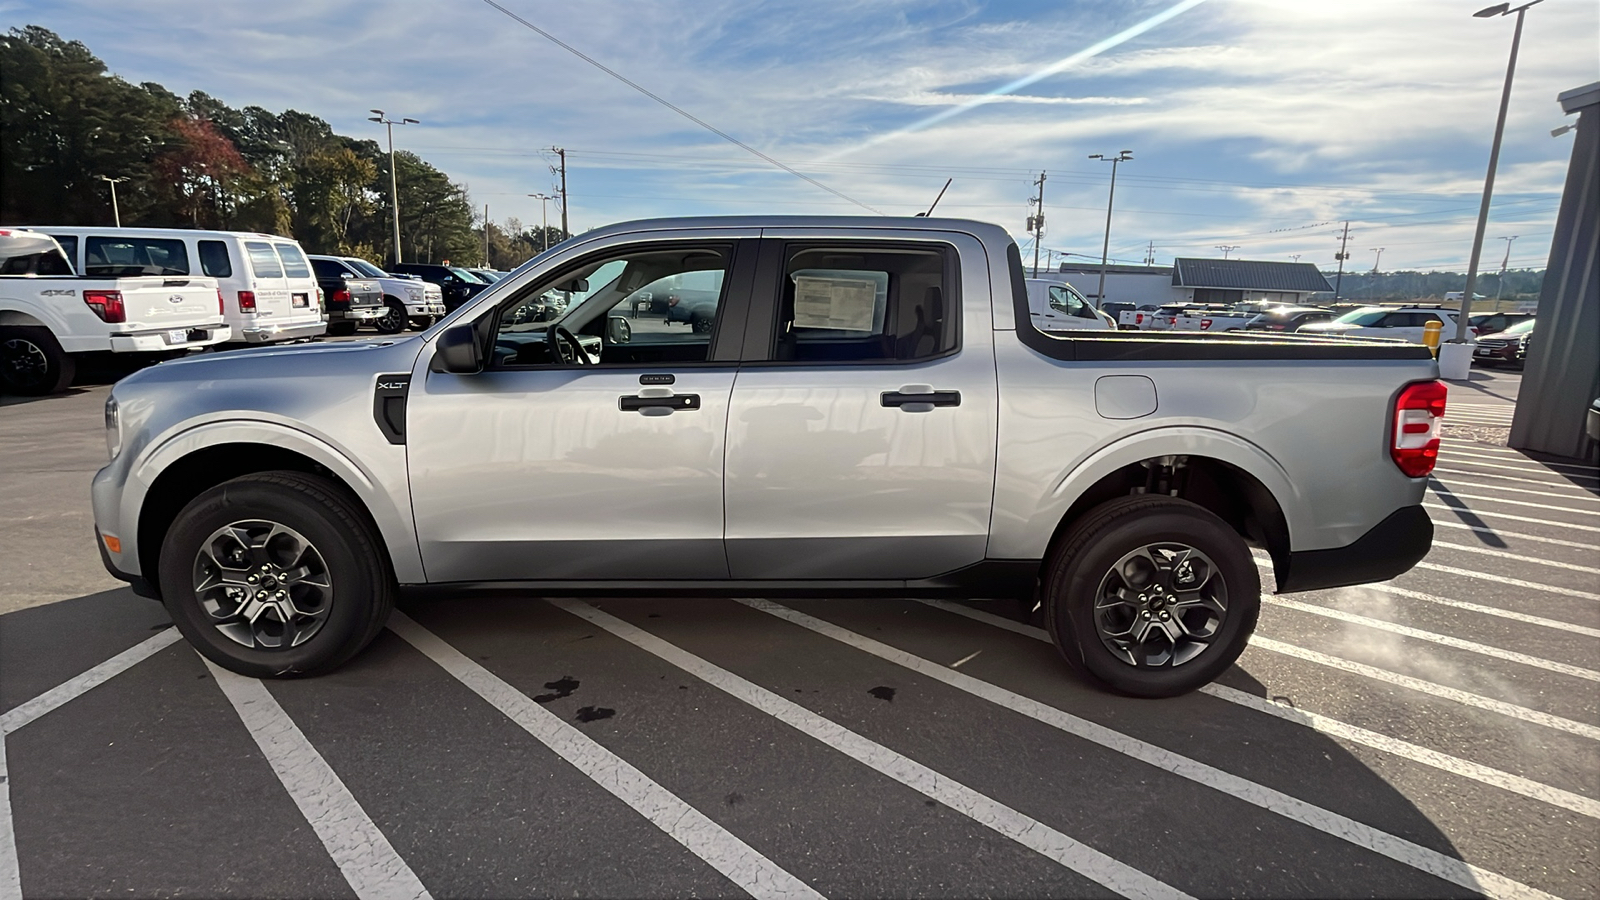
left=1468, top=312, right=1534, bottom=336
left=661, top=287, right=721, bottom=333
left=1472, top=318, right=1534, bottom=368
left=1171, top=300, right=1288, bottom=333
left=1024, top=278, right=1112, bottom=331
left=1587, top=397, right=1599, bottom=442
left=1118, top=303, right=1201, bottom=331
left=307, top=258, right=384, bottom=336
left=1244, top=307, right=1337, bottom=333
left=40, top=226, right=325, bottom=344
left=309, top=256, right=445, bottom=334
left=468, top=268, right=508, bottom=283
left=1299, top=306, right=1471, bottom=344
left=93, top=215, right=1440, bottom=699
left=388, top=262, right=492, bottom=313
left=0, top=229, right=229, bottom=394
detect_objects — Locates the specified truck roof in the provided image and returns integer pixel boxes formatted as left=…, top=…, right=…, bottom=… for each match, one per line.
left=577, top=216, right=1014, bottom=245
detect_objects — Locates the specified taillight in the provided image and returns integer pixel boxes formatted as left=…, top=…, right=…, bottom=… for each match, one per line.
left=217, top=288, right=225, bottom=316
left=1469, top=326, right=1480, bottom=335
left=238, top=290, right=256, bottom=312
left=1200, top=318, right=1213, bottom=330
left=1135, top=314, right=1144, bottom=324
left=333, top=288, right=351, bottom=304
left=1392, top=380, right=1448, bottom=477
left=83, top=290, right=126, bottom=323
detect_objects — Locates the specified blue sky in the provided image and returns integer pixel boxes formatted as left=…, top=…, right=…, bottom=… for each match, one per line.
left=4, top=0, right=1596, bottom=271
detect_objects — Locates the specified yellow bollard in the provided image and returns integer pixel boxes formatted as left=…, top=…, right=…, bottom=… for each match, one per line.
left=1422, top=320, right=1443, bottom=357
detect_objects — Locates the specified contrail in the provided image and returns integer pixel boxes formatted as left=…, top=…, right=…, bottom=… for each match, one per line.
left=821, top=0, right=1212, bottom=162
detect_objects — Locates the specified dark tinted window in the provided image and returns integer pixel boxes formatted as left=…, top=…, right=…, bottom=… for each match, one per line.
left=47, top=235, right=78, bottom=261
left=311, top=258, right=350, bottom=279
left=773, top=244, right=955, bottom=362
left=198, top=240, right=233, bottom=277
left=274, top=243, right=312, bottom=278
left=84, top=236, right=190, bottom=276
left=244, top=241, right=284, bottom=279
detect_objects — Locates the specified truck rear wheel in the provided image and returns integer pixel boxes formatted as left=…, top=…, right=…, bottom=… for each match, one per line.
left=157, top=471, right=394, bottom=678
left=1043, top=495, right=1259, bottom=698
left=0, top=326, right=75, bottom=395
left=374, top=298, right=407, bottom=334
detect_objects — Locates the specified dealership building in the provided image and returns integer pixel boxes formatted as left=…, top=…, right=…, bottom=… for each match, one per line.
left=1058, top=258, right=1334, bottom=308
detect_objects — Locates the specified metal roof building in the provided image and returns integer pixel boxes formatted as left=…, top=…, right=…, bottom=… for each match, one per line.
left=1171, top=259, right=1334, bottom=302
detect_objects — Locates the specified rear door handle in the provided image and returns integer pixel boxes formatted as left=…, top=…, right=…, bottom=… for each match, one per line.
left=619, top=392, right=700, bottom=416
left=881, top=388, right=960, bottom=413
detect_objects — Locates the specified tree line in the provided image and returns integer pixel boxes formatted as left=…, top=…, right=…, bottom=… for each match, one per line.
left=1323, top=268, right=1544, bottom=303
left=1, top=26, right=555, bottom=268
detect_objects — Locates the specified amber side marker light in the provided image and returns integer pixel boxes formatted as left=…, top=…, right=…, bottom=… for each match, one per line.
left=102, top=534, right=122, bottom=554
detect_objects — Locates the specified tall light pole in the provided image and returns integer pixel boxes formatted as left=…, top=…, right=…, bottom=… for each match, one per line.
left=1445, top=0, right=1544, bottom=373
left=368, top=110, right=419, bottom=265
left=1090, top=150, right=1132, bottom=308
left=1494, top=234, right=1519, bottom=301
left=1369, top=247, right=1385, bottom=273
left=99, top=175, right=128, bottom=227
left=528, top=193, right=552, bottom=252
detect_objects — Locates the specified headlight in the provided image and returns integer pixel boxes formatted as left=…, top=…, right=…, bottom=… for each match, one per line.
left=104, top=395, right=122, bottom=460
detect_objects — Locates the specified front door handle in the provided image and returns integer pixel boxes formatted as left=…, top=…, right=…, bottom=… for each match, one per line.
left=881, top=388, right=960, bottom=413
left=620, top=393, right=700, bottom=416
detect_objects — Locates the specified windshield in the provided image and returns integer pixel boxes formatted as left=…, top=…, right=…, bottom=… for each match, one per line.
left=1501, top=318, right=1536, bottom=336
left=449, top=266, right=485, bottom=283
left=1333, top=309, right=1386, bottom=325
left=346, top=258, right=388, bottom=278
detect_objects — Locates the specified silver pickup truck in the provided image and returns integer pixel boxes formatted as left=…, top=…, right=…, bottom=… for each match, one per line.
left=91, top=217, right=1444, bottom=697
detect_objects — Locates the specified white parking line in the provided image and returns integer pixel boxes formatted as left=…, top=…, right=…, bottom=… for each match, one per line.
left=1428, top=486, right=1599, bottom=516
left=547, top=599, right=1188, bottom=900
left=0, top=736, right=19, bottom=900
left=1342, top=581, right=1600, bottom=640
left=1263, top=596, right=1600, bottom=682
left=917, top=598, right=1600, bottom=744
left=744, top=599, right=1555, bottom=900
left=1443, top=450, right=1599, bottom=475
left=1431, top=517, right=1598, bottom=551
left=1412, top=561, right=1600, bottom=601
left=1434, top=468, right=1600, bottom=493
left=386, top=612, right=822, bottom=900
left=0, top=629, right=182, bottom=734
left=1433, top=476, right=1600, bottom=502
left=1437, top=461, right=1598, bottom=482
left=203, top=658, right=431, bottom=900
left=1424, top=502, right=1600, bottom=534
left=1431, top=539, right=1600, bottom=575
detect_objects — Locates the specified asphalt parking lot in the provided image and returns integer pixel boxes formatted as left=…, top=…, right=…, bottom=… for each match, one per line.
left=2, top=355, right=1596, bottom=899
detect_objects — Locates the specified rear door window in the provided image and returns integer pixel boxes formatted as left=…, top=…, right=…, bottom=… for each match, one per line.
left=273, top=243, right=313, bottom=279
left=244, top=241, right=285, bottom=279
left=766, top=244, right=956, bottom=363
left=84, top=236, right=190, bottom=276
left=198, top=240, right=233, bottom=278
left=47, top=235, right=78, bottom=262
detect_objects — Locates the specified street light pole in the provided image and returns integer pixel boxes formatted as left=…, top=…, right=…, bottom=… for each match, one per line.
left=1090, top=150, right=1133, bottom=308
left=98, top=175, right=128, bottom=226
left=1451, top=0, right=1543, bottom=349
left=1370, top=247, right=1385, bottom=273
left=528, top=193, right=552, bottom=252
left=1494, top=234, right=1519, bottom=301
left=369, top=110, right=419, bottom=265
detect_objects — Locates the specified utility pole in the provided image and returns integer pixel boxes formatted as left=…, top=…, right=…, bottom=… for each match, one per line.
left=369, top=110, right=420, bottom=265
left=1332, top=221, right=1351, bottom=300
left=1370, top=247, right=1385, bottom=273
left=483, top=203, right=490, bottom=266
left=550, top=147, right=569, bottom=239
left=1026, top=171, right=1046, bottom=278
left=1090, top=150, right=1132, bottom=307
left=99, top=175, right=128, bottom=227
left=1494, top=234, right=1519, bottom=301
left=1290, top=254, right=1301, bottom=263
left=1214, top=244, right=1240, bottom=259
left=1144, top=241, right=1155, bottom=266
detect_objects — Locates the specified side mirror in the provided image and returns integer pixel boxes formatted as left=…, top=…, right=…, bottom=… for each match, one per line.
left=606, top=315, right=632, bottom=344
left=429, top=323, right=483, bottom=374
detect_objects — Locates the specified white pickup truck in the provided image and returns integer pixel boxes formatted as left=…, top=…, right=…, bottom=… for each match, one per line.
left=0, top=229, right=230, bottom=394
left=1171, top=301, right=1286, bottom=334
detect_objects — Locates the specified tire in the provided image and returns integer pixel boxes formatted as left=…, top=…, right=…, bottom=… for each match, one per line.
left=691, top=312, right=714, bottom=335
left=408, top=317, right=433, bottom=331
left=1043, top=495, right=1259, bottom=698
left=374, top=298, right=407, bottom=335
left=157, top=471, right=395, bottom=678
left=0, top=326, right=75, bottom=395
left=327, top=321, right=357, bottom=337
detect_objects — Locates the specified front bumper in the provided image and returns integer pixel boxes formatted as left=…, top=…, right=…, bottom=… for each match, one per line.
left=1273, top=505, right=1433, bottom=593
left=108, top=324, right=232, bottom=353
left=240, top=320, right=329, bottom=343
left=95, top=526, right=159, bottom=600
left=406, top=301, right=446, bottom=316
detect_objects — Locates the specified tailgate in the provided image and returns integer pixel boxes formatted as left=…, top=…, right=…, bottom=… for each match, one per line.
left=111, top=278, right=221, bottom=329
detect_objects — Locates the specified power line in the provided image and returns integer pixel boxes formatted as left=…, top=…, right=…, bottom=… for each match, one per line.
left=477, top=0, right=882, bottom=214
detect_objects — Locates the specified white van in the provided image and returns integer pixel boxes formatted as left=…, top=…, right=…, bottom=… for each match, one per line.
left=1023, top=278, right=1113, bottom=331
left=39, top=227, right=326, bottom=343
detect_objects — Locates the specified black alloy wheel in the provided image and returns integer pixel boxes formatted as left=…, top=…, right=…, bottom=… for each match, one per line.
left=0, top=326, right=75, bottom=395
left=374, top=299, right=407, bottom=334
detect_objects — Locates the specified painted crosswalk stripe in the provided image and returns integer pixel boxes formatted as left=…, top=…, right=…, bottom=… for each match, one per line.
left=909, top=598, right=1600, bottom=820
left=1263, top=596, right=1600, bottom=682
left=386, top=612, right=822, bottom=900
left=0, top=628, right=182, bottom=734
left=745, top=598, right=1555, bottom=900
left=203, top=658, right=431, bottom=900
left=547, top=599, right=1189, bottom=900
left=1424, top=501, right=1600, bottom=534
left=1430, top=516, right=1598, bottom=551
left=1431, top=538, right=1600, bottom=575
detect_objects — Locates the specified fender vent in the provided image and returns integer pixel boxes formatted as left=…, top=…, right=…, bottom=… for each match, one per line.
left=373, top=374, right=411, bottom=445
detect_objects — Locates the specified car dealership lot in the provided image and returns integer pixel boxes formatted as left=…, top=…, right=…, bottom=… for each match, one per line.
left=2, top=365, right=1597, bottom=899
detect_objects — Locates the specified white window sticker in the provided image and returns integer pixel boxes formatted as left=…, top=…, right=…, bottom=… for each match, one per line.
left=792, top=275, right=878, bottom=332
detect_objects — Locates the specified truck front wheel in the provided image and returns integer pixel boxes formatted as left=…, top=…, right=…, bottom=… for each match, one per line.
left=157, top=471, right=395, bottom=678
left=1044, top=495, right=1259, bottom=698
left=0, top=326, right=75, bottom=395
left=374, top=298, right=407, bottom=334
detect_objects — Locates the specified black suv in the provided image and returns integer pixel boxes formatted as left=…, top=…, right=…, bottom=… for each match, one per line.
left=388, top=263, right=491, bottom=313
